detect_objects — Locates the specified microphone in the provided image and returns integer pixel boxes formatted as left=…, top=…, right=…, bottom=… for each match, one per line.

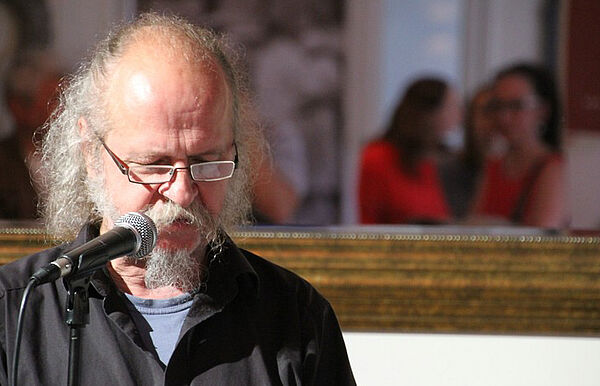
left=31, top=212, right=157, bottom=285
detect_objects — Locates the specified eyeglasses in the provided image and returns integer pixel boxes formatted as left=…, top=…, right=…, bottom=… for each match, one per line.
left=101, top=141, right=238, bottom=184
left=488, top=96, right=540, bottom=113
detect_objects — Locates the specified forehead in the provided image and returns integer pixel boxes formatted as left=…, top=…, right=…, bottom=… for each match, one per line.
left=494, top=74, right=535, bottom=98
left=104, top=39, right=234, bottom=149
left=443, top=88, right=461, bottom=105
left=474, top=89, right=492, bottom=104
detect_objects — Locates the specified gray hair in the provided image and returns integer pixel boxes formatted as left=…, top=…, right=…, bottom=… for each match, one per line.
left=38, top=13, right=264, bottom=241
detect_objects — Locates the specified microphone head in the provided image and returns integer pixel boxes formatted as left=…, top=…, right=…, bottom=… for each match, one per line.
left=114, top=212, right=157, bottom=258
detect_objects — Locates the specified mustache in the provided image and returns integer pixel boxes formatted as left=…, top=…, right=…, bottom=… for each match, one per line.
left=142, top=201, right=212, bottom=232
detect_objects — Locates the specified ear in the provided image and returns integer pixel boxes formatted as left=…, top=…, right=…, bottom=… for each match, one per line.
left=78, top=117, right=98, bottom=178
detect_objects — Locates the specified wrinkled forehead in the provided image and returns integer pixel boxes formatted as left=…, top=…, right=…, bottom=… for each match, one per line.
left=102, top=39, right=234, bottom=136
left=112, top=53, right=229, bottom=105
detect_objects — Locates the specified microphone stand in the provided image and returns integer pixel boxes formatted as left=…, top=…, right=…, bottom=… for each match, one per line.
left=63, top=274, right=92, bottom=386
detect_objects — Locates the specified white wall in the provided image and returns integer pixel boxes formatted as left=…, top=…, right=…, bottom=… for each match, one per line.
left=463, top=0, right=544, bottom=95
left=344, top=332, right=600, bottom=386
left=566, top=132, right=600, bottom=228
left=342, top=0, right=385, bottom=225
left=379, top=0, right=464, bottom=134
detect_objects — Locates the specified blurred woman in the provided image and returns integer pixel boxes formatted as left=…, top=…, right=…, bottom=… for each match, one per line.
left=471, top=63, right=568, bottom=228
left=358, top=77, right=462, bottom=224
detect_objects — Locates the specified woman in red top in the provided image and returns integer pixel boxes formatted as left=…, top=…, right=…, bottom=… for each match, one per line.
left=358, top=78, right=462, bottom=224
left=472, top=63, right=568, bottom=228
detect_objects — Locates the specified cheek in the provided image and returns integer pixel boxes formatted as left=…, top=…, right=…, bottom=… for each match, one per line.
left=477, top=117, right=494, bottom=135
left=498, top=123, right=518, bottom=138
left=497, top=113, right=522, bottom=131
left=527, top=112, right=544, bottom=128
left=104, top=171, right=156, bottom=213
left=506, top=114, right=537, bottom=138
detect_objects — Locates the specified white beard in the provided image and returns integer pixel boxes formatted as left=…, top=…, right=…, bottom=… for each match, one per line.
left=91, top=182, right=219, bottom=291
left=143, top=245, right=207, bottom=291
left=138, top=200, right=220, bottom=291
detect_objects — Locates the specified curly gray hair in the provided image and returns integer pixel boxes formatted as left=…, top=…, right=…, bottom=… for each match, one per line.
left=38, top=13, right=264, bottom=241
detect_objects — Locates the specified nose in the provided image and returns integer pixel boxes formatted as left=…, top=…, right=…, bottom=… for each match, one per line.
left=157, top=168, right=198, bottom=208
left=493, top=108, right=512, bottom=125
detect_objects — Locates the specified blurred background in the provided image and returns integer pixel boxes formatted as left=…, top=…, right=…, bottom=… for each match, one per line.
left=1, top=0, right=598, bottom=229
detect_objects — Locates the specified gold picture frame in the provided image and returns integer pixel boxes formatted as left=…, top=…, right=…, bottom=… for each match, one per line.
left=1, top=222, right=599, bottom=336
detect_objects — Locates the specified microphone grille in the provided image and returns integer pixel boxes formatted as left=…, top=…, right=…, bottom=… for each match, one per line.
left=115, top=212, right=157, bottom=258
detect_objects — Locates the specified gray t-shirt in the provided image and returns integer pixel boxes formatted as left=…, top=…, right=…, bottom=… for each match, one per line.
left=125, top=292, right=194, bottom=365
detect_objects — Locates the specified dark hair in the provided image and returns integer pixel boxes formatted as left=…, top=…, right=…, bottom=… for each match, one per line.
left=383, top=77, right=448, bottom=174
left=495, top=63, right=562, bottom=150
left=462, top=85, right=492, bottom=171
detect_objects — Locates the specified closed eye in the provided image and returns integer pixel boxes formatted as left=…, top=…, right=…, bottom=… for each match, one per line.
left=189, top=156, right=219, bottom=164
left=127, top=159, right=170, bottom=167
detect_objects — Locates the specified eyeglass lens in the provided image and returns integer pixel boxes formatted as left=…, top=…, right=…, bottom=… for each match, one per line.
left=128, top=162, right=235, bottom=184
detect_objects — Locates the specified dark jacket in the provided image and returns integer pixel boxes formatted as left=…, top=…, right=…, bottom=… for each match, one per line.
left=0, top=224, right=355, bottom=385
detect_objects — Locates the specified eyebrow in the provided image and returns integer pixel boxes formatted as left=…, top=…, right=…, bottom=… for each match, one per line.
left=125, top=148, right=228, bottom=164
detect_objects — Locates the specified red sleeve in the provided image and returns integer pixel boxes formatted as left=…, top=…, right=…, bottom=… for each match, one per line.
left=358, top=142, right=390, bottom=223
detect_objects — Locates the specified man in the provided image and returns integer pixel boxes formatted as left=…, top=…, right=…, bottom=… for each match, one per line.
left=0, top=13, right=355, bottom=385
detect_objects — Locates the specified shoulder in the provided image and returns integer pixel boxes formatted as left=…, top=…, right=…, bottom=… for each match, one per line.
left=362, top=140, right=396, bottom=159
left=240, top=248, right=321, bottom=297
left=236, top=249, right=354, bottom=383
left=360, top=140, right=399, bottom=171
left=238, top=248, right=345, bottom=355
left=240, top=248, right=333, bottom=315
left=544, top=152, right=565, bottom=168
left=535, top=152, right=565, bottom=184
left=0, top=244, right=65, bottom=295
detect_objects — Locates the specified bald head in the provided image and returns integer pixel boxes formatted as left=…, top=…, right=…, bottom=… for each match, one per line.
left=104, top=33, right=234, bottom=139
left=90, top=14, right=239, bottom=139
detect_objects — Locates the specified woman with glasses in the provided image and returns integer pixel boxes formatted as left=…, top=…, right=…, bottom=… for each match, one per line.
left=470, top=63, right=569, bottom=228
left=358, top=77, right=462, bottom=224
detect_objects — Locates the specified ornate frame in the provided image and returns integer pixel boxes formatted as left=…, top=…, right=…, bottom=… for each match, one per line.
left=1, top=222, right=599, bottom=336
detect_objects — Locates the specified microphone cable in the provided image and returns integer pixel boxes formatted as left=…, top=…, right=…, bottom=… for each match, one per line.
left=10, top=278, right=38, bottom=386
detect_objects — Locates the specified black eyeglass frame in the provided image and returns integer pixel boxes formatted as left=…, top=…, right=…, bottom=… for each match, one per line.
left=100, top=140, right=239, bottom=185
